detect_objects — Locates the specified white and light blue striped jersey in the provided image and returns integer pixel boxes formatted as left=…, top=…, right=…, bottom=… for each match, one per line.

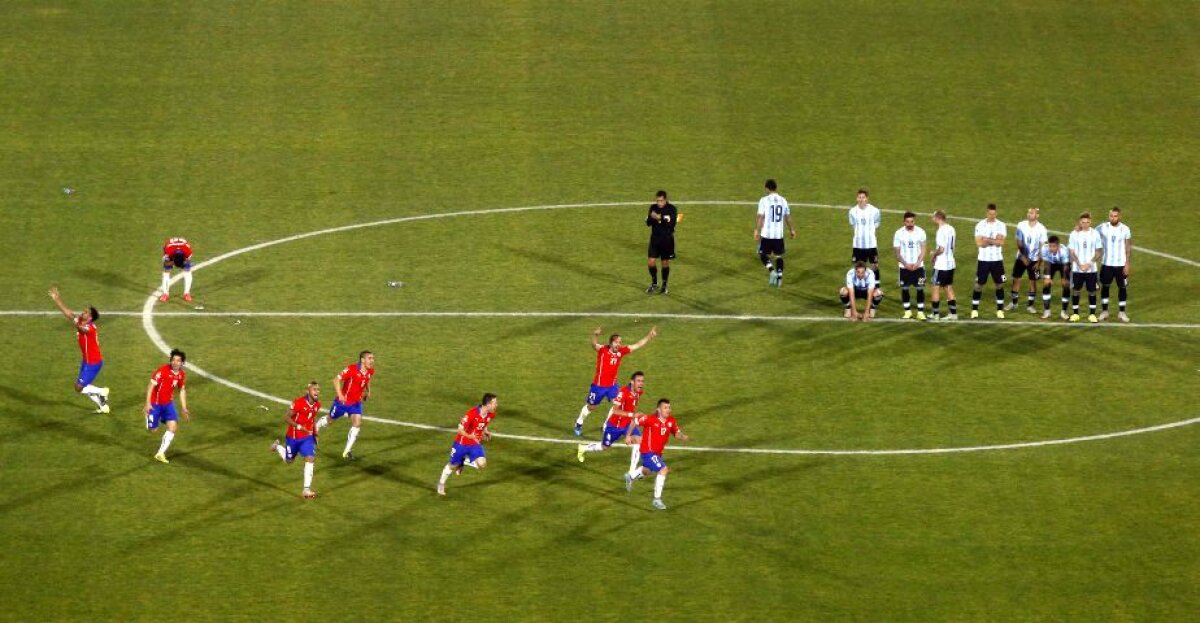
left=974, top=219, right=1007, bottom=262
left=1068, top=228, right=1103, bottom=273
left=1041, top=243, right=1070, bottom=265
left=934, top=223, right=957, bottom=270
left=1096, top=222, right=1132, bottom=267
left=1016, top=220, right=1048, bottom=261
left=892, top=226, right=927, bottom=267
left=848, top=204, right=882, bottom=249
left=757, top=193, right=790, bottom=239
left=845, top=268, right=877, bottom=290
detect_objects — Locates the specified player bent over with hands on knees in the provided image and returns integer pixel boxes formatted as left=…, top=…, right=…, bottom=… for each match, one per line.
left=145, top=349, right=190, bottom=463
left=159, top=237, right=195, bottom=303
left=625, top=399, right=689, bottom=510
left=1039, top=235, right=1072, bottom=320
left=271, top=381, right=322, bottom=499
left=577, top=371, right=646, bottom=475
left=48, top=286, right=110, bottom=413
left=840, top=262, right=884, bottom=321
left=437, top=393, right=498, bottom=497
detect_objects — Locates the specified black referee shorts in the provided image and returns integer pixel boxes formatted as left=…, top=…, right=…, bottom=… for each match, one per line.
left=648, top=236, right=676, bottom=260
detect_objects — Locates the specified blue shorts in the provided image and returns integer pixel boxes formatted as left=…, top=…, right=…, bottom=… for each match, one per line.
left=76, top=360, right=103, bottom=386
left=146, top=402, right=178, bottom=430
left=329, top=400, right=363, bottom=420
left=448, top=442, right=485, bottom=466
left=285, top=436, right=316, bottom=460
left=586, top=383, right=620, bottom=406
left=641, top=452, right=666, bottom=473
left=602, top=424, right=642, bottom=448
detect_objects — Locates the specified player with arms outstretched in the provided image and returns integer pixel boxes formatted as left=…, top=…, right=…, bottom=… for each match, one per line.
left=577, top=371, right=646, bottom=474
left=624, top=399, right=689, bottom=510
left=159, top=237, right=195, bottom=303
left=145, top=349, right=190, bottom=463
left=270, top=381, right=322, bottom=499
left=315, top=350, right=375, bottom=460
left=436, top=393, right=498, bottom=497
left=574, top=326, right=657, bottom=436
left=48, top=287, right=110, bottom=413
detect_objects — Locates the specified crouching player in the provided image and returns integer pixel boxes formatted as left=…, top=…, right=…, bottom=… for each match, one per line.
left=271, top=381, right=321, bottom=499
left=624, top=399, right=689, bottom=511
left=840, top=262, right=885, bottom=321
left=159, top=237, right=195, bottom=303
left=1040, top=236, right=1072, bottom=320
left=145, top=349, right=190, bottom=463
left=577, top=371, right=645, bottom=474
left=436, top=393, right=498, bottom=497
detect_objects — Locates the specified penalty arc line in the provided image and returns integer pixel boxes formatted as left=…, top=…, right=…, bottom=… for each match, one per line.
left=135, top=200, right=1199, bottom=456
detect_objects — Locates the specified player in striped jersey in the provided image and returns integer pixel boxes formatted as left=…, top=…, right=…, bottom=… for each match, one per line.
left=892, top=212, right=928, bottom=320
left=1096, top=207, right=1132, bottom=322
left=928, top=210, right=958, bottom=321
left=970, top=203, right=1008, bottom=319
left=840, top=262, right=884, bottom=321
left=1039, top=236, right=1072, bottom=320
left=754, top=179, right=797, bottom=287
left=1067, top=212, right=1103, bottom=323
left=848, top=189, right=883, bottom=284
left=1008, top=207, right=1048, bottom=314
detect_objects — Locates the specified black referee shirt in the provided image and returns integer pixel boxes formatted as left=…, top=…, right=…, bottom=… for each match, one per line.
left=646, top=202, right=677, bottom=239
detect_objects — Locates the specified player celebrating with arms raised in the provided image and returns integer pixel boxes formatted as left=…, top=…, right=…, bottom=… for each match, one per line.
left=270, top=381, right=322, bottom=499
left=577, top=371, right=646, bottom=474
left=315, top=351, right=375, bottom=460
left=624, top=399, right=689, bottom=511
left=436, top=393, right=498, bottom=497
left=48, top=287, right=110, bottom=413
left=574, top=326, right=657, bottom=436
left=159, top=237, right=195, bottom=303
left=145, top=349, right=190, bottom=463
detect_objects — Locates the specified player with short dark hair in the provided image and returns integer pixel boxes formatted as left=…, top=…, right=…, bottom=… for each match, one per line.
left=892, top=211, right=928, bottom=320
left=574, top=326, right=657, bottom=436
left=1068, top=212, right=1103, bottom=323
left=755, top=179, right=797, bottom=287
left=577, top=371, right=646, bottom=473
left=971, top=203, right=1008, bottom=319
left=928, top=210, right=958, bottom=321
left=849, top=189, right=883, bottom=284
left=1008, top=207, right=1048, bottom=314
left=436, top=393, right=498, bottom=496
left=645, top=190, right=678, bottom=294
left=159, top=237, right=195, bottom=303
left=270, top=381, right=322, bottom=499
left=1039, top=235, right=1071, bottom=320
left=1096, top=207, right=1132, bottom=322
left=315, top=351, right=375, bottom=460
left=840, top=262, right=885, bottom=321
left=624, top=398, right=689, bottom=511
left=145, top=349, right=190, bottom=463
left=48, top=287, right=110, bottom=413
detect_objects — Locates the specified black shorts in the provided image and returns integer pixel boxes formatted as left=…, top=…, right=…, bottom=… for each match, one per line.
left=759, top=238, right=785, bottom=257
left=1046, top=263, right=1070, bottom=280
left=1011, top=258, right=1040, bottom=280
left=1072, top=272, right=1098, bottom=292
left=1099, top=265, right=1128, bottom=287
left=851, top=288, right=880, bottom=301
left=648, top=236, right=676, bottom=260
left=898, top=267, right=926, bottom=287
left=852, top=247, right=878, bottom=264
left=931, top=268, right=955, bottom=286
left=975, top=260, right=1006, bottom=285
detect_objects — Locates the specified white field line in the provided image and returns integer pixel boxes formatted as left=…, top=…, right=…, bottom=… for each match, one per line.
left=124, top=200, right=1200, bottom=456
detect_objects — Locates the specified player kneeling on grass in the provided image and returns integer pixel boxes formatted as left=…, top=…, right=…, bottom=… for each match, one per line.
left=625, top=399, right=688, bottom=511
left=840, top=262, right=884, bottom=321
left=437, top=393, right=498, bottom=497
left=271, top=381, right=322, bottom=499
left=145, top=349, right=190, bottom=464
left=577, top=371, right=645, bottom=474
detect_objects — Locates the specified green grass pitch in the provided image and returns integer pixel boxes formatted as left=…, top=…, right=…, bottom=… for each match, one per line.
left=0, top=2, right=1197, bottom=621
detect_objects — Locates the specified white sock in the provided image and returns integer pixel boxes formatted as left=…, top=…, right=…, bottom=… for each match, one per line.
left=81, top=384, right=101, bottom=395
left=303, top=461, right=314, bottom=489
left=439, top=465, right=453, bottom=486
left=629, top=445, right=641, bottom=472
left=83, top=392, right=104, bottom=407
left=627, top=467, right=644, bottom=480
left=315, top=416, right=328, bottom=431
left=583, top=442, right=604, bottom=453
left=160, top=272, right=170, bottom=294
left=274, top=443, right=287, bottom=461
left=183, top=271, right=193, bottom=294
left=575, top=405, right=590, bottom=426
left=344, top=425, right=360, bottom=454
left=157, top=430, right=175, bottom=455
left=654, top=473, right=666, bottom=499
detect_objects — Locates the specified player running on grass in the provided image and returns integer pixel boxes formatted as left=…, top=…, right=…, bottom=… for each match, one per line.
left=437, top=393, right=498, bottom=497
left=270, top=381, right=322, bottom=499
left=574, top=326, right=657, bottom=436
left=48, top=287, right=110, bottom=414
left=624, top=398, right=689, bottom=510
left=158, top=237, right=195, bottom=303
left=145, top=349, right=190, bottom=463
left=315, top=350, right=374, bottom=460
left=577, top=371, right=646, bottom=475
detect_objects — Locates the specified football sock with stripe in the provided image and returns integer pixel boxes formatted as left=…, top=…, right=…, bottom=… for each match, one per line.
left=1072, top=293, right=1080, bottom=313
left=1042, top=285, right=1052, bottom=309
left=971, top=288, right=982, bottom=310
left=931, top=300, right=940, bottom=315
left=840, top=294, right=851, bottom=309
left=1061, top=286, right=1070, bottom=311
left=948, top=299, right=956, bottom=314
left=915, top=286, right=925, bottom=310
left=1088, top=293, right=1097, bottom=313
left=1118, top=287, right=1127, bottom=311
left=1101, top=285, right=1110, bottom=310
left=901, top=288, right=911, bottom=309
left=994, top=288, right=1005, bottom=310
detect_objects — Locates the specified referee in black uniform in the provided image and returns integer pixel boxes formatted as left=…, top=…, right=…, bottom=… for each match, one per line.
left=645, top=190, right=677, bottom=294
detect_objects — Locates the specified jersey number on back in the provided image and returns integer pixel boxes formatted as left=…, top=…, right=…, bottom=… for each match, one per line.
left=771, top=206, right=784, bottom=222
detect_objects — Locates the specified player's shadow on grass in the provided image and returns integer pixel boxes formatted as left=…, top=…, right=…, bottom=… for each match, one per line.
left=669, top=459, right=826, bottom=511
left=0, top=384, right=87, bottom=410
left=0, top=463, right=153, bottom=516
left=172, top=452, right=294, bottom=496
left=499, top=243, right=626, bottom=289
left=74, top=267, right=154, bottom=297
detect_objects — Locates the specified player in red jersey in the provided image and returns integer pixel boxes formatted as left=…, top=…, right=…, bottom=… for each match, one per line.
left=159, top=237, right=195, bottom=303
left=48, top=287, right=110, bottom=413
left=625, top=398, right=689, bottom=510
left=436, top=393, right=498, bottom=496
left=271, top=381, right=322, bottom=499
left=577, top=371, right=646, bottom=474
left=574, top=325, right=657, bottom=436
left=144, top=349, right=190, bottom=463
left=314, top=351, right=375, bottom=460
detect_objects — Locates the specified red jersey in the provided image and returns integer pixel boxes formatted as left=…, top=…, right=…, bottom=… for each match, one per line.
left=75, top=319, right=102, bottom=364
left=605, top=384, right=643, bottom=429
left=163, top=237, right=193, bottom=259
left=592, top=346, right=631, bottom=386
left=636, top=414, right=680, bottom=455
left=453, top=406, right=495, bottom=447
left=149, top=364, right=186, bottom=405
left=336, top=363, right=374, bottom=404
left=287, top=396, right=321, bottom=440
